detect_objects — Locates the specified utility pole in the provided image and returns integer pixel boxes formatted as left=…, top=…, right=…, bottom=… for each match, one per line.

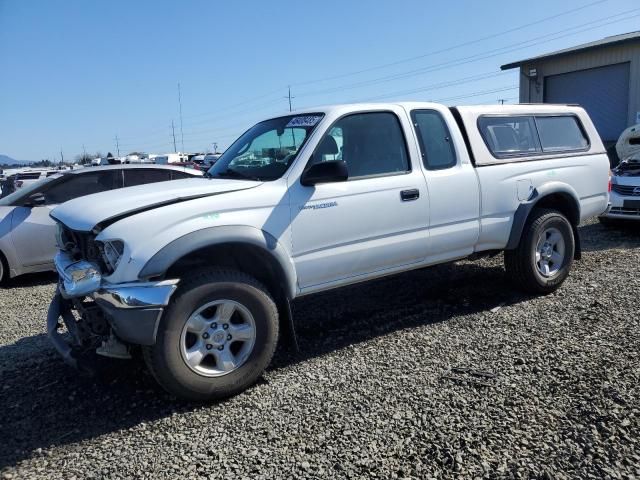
left=82, top=144, right=87, bottom=156
left=178, top=82, right=184, bottom=152
left=498, top=99, right=506, bottom=105
left=213, top=142, right=218, bottom=153
left=171, top=120, right=177, bottom=153
left=60, top=148, right=64, bottom=165
left=285, top=86, right=294, bottom=112
left=285, top=86, right=296, bottom=146
left=114, top=135, right=120, bottom=157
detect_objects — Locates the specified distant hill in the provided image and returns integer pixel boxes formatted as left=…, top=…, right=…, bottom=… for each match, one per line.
left=0, top=154, right=34, bottom=166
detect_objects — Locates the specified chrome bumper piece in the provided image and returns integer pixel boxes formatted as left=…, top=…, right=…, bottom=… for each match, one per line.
left=54, top=250, right=179, bottom=306
left=92, top=280, right=179, bottom=309
left=54, top=252, right=101, bottom=298
left=49, top=252, right=180, bottom=361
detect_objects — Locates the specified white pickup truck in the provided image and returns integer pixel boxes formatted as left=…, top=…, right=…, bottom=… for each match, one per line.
left=48, top=102, right=609, bottom=400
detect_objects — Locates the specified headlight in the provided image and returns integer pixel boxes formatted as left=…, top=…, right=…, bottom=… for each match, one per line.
left=55, top=223, right=73, bottom=251
left=55, top=223, right=65, bottom=250
left=100, top=240, right=125, bottom=273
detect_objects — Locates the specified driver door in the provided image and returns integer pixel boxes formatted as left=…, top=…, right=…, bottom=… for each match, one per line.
left=289, top=110, right=430, bottom=290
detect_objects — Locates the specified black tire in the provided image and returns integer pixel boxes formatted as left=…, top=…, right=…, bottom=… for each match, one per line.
left=0, top=250, right=9, bottom=285
left=504, top=208, right=575, bottom=294
left=143, top=269, right=279, bottom=401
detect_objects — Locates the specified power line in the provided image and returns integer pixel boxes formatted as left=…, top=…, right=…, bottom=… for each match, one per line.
left=180, top=86, right=285, bottom=121
left=107, top=5, right=638, bottom=152
left=431, top=86, right=519, bottom=104
left=178, top=87, right=519, bottom=151
left=294, top=7, right=640, bottom=99
left=161, top=1, right=612, bottom=129
left=290, top=0, right=608, bottom=88
left=341, top=70, right=515, bottom=103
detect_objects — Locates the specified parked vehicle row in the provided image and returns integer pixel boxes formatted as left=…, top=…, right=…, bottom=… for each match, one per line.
left=91, top=152, right=222, bottom=170
left=44, top=102, right=609, bottom=401
left=0, top=165, right=202, bottom=283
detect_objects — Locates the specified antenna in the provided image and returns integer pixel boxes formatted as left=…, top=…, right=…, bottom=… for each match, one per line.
left=178, top=82, right=184, bottom=152
left=171, top=120, right=177, bottom=153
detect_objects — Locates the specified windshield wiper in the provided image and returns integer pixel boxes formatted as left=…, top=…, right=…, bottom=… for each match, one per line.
left=211, top=169, right=261, bottom=182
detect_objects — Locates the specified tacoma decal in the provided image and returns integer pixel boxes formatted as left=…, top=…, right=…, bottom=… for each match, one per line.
left=300, top=201, right=338, bottom=211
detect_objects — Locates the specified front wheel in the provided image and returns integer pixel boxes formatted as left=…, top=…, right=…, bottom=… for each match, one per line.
left=504, top=208, right=575, bottom=294
left=144, top=269, right=279, bottom=401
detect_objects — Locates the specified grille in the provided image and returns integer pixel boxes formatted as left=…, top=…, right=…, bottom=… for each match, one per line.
left=611, top=184, right=640, bottom=196
left=609, top=207, right=640, bottom=216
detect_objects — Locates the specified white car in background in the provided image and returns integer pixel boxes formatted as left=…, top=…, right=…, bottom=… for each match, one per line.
left=0, top=164, right=202, bottom=283
left=13, top=169, right=53, bottom=189
left=600, top=124, right=640, bottom=223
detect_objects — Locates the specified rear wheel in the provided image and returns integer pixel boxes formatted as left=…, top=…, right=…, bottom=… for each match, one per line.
left=504, top=208, right=574, bottom=294
left=143, top=269, right=279, bottom=401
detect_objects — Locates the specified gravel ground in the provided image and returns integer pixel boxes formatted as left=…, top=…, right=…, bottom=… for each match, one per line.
left=0, top=219, right=639, bottom=479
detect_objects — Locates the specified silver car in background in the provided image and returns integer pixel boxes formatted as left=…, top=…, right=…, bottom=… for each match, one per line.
left=0, top=164, right=202, bottom=283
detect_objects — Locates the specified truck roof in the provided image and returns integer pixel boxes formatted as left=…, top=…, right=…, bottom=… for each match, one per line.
left=281, top=102, right=587, bottom=117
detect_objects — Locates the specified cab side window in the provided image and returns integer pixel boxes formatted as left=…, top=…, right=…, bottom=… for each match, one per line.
left=411, top=110, right=457, bottom=170
left=313, top=112, right=410, bottom=179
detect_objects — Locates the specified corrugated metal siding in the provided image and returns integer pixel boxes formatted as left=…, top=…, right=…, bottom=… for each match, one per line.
left=518, top=42, right=640, bottom=135
left=543, top=63, right=630, bottom=142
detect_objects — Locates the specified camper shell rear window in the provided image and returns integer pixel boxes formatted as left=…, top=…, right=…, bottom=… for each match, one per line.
left=478, top=114, right=590, bottom=159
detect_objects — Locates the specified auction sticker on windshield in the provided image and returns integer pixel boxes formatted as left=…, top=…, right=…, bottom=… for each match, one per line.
left=286, top=116, right=323, bottom=128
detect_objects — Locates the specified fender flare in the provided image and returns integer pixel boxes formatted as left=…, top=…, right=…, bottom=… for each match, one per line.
left=138, top=226, right=298, bottom=300
left=505, top=182, right=581, bottom=251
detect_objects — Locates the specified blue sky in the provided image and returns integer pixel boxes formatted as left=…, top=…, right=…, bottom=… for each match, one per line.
left=0, top=0, right=638, bottom=161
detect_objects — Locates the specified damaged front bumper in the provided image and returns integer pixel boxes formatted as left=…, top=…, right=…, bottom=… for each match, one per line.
left=47, top=251, right=179, bottom=368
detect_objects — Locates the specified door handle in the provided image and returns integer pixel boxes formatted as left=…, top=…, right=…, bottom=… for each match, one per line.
left=400, top=189, right=420, bottom=201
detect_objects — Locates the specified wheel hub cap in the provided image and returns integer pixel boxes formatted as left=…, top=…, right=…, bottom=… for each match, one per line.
left=180, top=299, right=257, bottom=377
left=535, top=227, right=565, bottom=278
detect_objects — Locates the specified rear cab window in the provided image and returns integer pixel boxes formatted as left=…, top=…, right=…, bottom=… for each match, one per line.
left=478, top=114, right=590, bottom=158
left=411, top=109, right=457, bottom=170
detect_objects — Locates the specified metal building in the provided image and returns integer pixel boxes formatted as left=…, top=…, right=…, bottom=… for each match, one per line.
left=501, top=31, right=640, bottom=145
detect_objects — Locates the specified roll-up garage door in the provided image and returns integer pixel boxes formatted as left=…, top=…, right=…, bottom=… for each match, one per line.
left=544, top=62, right=630, bottom=142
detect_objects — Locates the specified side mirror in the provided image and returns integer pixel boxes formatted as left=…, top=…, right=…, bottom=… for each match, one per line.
left=301, top=160, right=348, bottom=186
left=25, top=192, right=46, bottom=207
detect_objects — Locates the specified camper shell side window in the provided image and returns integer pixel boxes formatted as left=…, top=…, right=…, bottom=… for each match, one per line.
left=478, top=114, right=590, bottom=160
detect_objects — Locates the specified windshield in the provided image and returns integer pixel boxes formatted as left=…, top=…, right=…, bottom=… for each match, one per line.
left=0, top=175, right=59, bottom=206
left=207, top=113, right=324, bottom=181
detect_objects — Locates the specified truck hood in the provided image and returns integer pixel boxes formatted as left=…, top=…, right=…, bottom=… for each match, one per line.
left=50, top=178, right=261, bottom=232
